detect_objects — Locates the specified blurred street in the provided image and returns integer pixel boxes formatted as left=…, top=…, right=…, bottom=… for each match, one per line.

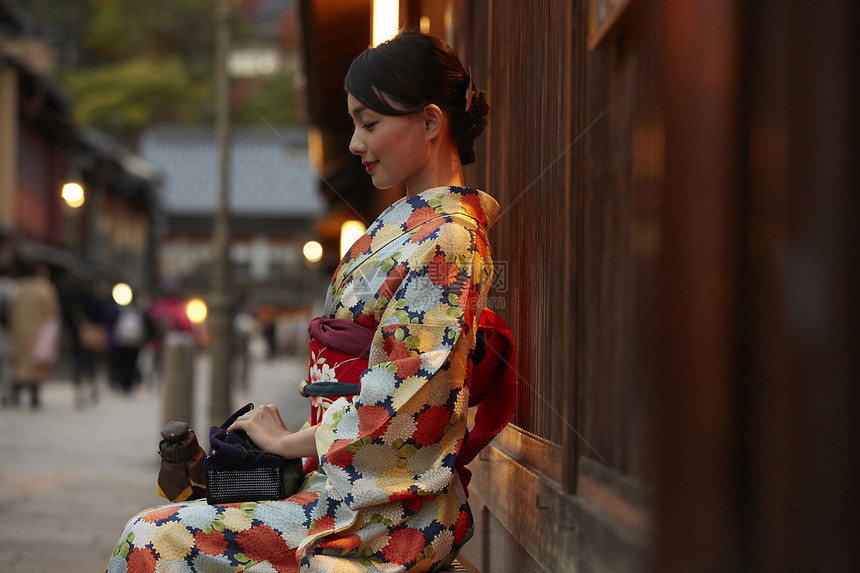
left=0, top=348, right=310, bottom=573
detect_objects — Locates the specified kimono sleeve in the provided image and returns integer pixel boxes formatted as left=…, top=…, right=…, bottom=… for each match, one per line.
left=315, top=220, right=493, bottom=510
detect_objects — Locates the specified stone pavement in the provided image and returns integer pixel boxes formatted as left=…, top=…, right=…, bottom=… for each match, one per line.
left=0, top=351, right=310, bottom=573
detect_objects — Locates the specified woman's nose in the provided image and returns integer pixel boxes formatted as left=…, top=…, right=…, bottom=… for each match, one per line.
left=349, top=130, right=364, bottom=155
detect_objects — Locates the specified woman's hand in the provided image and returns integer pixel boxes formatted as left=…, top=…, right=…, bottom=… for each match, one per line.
left=226, top=403, right=289, bottom=455
left=227, top=403, right=320, bottom=460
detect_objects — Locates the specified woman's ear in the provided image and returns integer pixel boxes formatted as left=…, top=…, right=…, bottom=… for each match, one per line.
left=423, top=104, right=444, bottom=140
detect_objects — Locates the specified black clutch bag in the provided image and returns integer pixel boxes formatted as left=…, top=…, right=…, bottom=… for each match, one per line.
left=204, top=403, right=304, bottom=504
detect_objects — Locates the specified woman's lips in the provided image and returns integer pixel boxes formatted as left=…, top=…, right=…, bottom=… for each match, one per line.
left=364, top=161, right=378, bottom=173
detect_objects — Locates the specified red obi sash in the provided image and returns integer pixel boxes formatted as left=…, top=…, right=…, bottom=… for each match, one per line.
left=304, top=309, right=517, bottom=493
left=456, top=308, right=518, bottom=491
left=305, top=317, right=373, bottom=425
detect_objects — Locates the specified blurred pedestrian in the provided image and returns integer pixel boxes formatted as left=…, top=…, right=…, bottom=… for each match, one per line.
left=135, top=290, right=159, bottom=387
left=9, top=262, right=61, bottom=409
left=108, top=295, right=153, bottom=394
left=147, top=275, right=193, bottom=384
left=0, top=267, right=16, bottom=406
left=60, top=275, right=107, bottom=407
left=257, top=303, right=278, bottom=359
left=231, top=288, right=258, bottom=389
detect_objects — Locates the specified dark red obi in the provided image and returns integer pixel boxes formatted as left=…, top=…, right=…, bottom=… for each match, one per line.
left=456, top=308, right=518, bottom=491
left=305, top=317, right=373, bottom=425
left=304, top=309, right=517, bottom=493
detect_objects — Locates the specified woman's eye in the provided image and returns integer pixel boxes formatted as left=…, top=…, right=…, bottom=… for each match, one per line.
left=362, top=122, right=377, bottom=131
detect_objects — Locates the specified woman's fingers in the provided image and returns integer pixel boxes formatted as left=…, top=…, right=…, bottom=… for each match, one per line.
left=226, top=405, right=266, bottom=432
left=225, top=403, right=287, bottom=451
left=236, top=403, right=277, bottom=420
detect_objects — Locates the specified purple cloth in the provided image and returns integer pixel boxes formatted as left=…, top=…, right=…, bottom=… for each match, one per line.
left=308, top=317, right=374, bottom=360
left=205, top=403, right=295, bottom=470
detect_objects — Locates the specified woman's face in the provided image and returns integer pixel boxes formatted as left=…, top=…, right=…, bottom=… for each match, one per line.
left=347, top=93, right=431, bottom=191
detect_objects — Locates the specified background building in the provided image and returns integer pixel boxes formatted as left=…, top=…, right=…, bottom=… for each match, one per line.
left=139, top=125, right=325, bottom=313
left=1, top=0, right=160, bottom=290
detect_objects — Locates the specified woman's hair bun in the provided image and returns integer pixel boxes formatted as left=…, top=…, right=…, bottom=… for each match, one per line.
left=455, top=87, right=489, bottom=165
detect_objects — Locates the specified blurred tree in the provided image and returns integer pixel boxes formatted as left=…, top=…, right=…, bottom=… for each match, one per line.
left=231, top=72, right=298, bottom=126
left=22, top=0, right=215, bottom=67
left=62, top=57, right=209, bottom=143
left=83, top=0, right=216, bottom=63
left=21, top=0, right=300, bottom=147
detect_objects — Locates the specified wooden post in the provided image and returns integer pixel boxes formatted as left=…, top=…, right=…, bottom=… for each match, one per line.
left=209, top=0, right=234, bottom=428
left=161, top=332, right=195, bottom=427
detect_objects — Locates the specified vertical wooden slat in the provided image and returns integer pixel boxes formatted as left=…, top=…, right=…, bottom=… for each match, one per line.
left=478, top=0, right=581, bottom=447
left=576, top=2, right=657, bottom=481
left=464, top=0, right=655, bottom=480
left=743, top=1, right=860, bottom=570
left=458, top=1, right=656, bottom=569
left=562, top=0, right=580, bottom=493
left=654, top=0, right=745, bottom=570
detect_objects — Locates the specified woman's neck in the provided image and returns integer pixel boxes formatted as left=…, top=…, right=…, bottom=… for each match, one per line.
left=403, top=139, right=464, bottom=198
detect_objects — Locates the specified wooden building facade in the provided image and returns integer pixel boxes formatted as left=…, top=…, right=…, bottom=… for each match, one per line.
left=299, top=1, right=860, bottom=571
left=454, top=2, right=655, bottom=570
left=1, top=1, right=162, bottom=289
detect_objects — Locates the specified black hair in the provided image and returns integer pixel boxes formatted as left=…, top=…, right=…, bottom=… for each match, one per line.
left=344, top=29, right=489, bottom=165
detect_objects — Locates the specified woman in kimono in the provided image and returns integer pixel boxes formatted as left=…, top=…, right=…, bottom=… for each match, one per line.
left=107, top=30, right=506, bottom=573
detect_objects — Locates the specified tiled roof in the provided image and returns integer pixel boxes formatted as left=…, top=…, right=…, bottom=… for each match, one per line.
left=139, top=125, right=323, bottom=216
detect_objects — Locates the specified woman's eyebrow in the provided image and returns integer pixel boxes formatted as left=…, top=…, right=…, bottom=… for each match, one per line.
left=348, top=104, right=368, bottom=118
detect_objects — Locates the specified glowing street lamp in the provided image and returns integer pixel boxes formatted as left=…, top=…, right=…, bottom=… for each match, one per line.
left=61, top=182, right=85, bottom=208
left=302, top=240, right=323, bottom=263
left=186, top=298, right=209, bottom=325
left=112, top=283, right=133, bottom=306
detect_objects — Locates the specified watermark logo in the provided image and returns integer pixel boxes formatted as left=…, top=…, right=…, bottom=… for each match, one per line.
left=484, top=296, right=507, bottom=311
left=491, top=261, right=508, bottom=293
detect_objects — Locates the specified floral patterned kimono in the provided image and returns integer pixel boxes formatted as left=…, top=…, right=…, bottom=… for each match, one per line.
left=106, top=186, right=500, bottom=573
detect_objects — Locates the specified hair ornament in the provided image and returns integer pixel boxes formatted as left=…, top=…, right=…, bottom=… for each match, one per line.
left=464, top=66, right=474, bottom=110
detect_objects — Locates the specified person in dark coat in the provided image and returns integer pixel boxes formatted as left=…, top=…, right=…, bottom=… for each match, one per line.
left=61, top=276, right=107, bottom=407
